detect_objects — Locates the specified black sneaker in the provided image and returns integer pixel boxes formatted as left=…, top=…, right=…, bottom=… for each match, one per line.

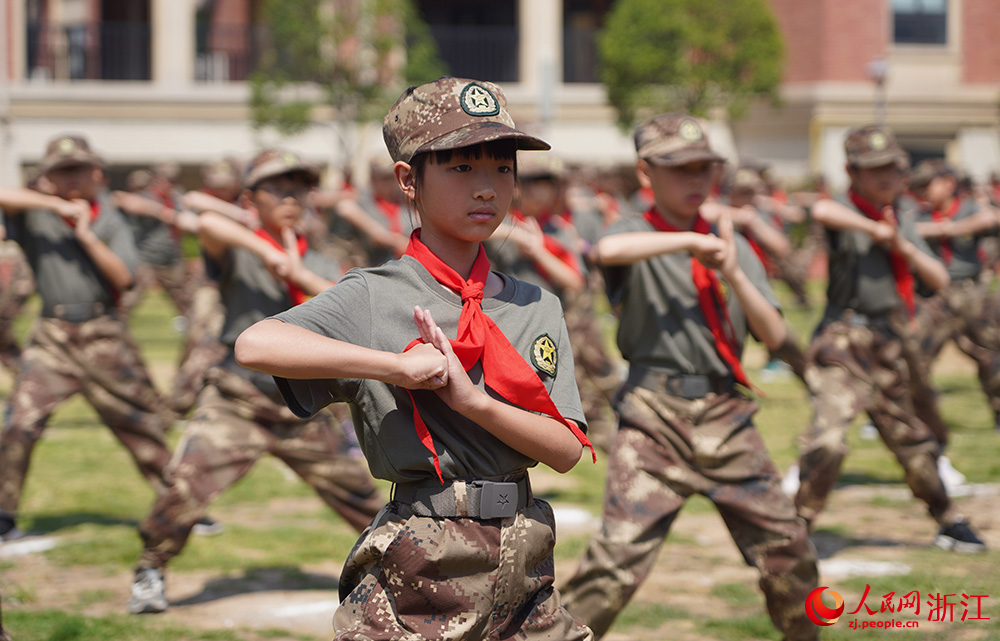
left=0, top=514, right=24, bottom=542
left=192, top=516, right=224, bottom=536
left=128, top=568, right=168, bottom=614
left=934, top=520, right=987, bottom=553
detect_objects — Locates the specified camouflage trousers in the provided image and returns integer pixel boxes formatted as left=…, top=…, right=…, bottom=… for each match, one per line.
left=335, top=495, right=593, bottom=640
left=0, top=241, right=34, bottom=373
left=166, top=282, right=227, bottom=416
left=0, top=315, right=173, bottom=515
left=794, top=317, right=958, bottom=526
left=911, top=279, right=1000, bottom=418
left=119, top=259, right=194, bottom=317
left=136, top=366, right=384, bottom=570
left=0, top=591, right=8, bottom=641
left=561, top=384, right=818, bottom=641
left=564, top=276, right=621, bottom=454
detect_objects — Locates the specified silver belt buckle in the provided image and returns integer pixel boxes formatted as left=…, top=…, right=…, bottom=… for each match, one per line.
left=479, top=481, right=518, bottom=519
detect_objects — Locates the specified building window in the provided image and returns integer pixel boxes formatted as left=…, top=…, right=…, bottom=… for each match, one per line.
left=893, top=0, right=947, bottom=45
left=416, top=0, right=519, bottom=83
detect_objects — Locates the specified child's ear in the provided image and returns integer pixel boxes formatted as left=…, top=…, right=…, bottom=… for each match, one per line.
left=394, top=161, right=416, bottom=201
left=635, top=159, right=653, bottom=189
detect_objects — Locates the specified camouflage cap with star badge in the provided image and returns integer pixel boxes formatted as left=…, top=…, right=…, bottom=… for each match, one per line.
left=844, top=124, right=910, bottom=170
left=39, top=134, right=103, bottom=174
left=243, top=149, right=320, bottom=190
left=382, top=77, right=550, bottom=164
left=634, top=113, right=724, bottom=167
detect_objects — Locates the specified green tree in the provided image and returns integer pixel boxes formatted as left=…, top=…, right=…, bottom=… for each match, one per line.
left=599, top=0, right=785, bottom=129
left=249, top=0, right=447, bottom=163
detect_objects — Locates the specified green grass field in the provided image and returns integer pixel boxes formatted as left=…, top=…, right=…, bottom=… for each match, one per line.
left=1, top=280, right=997, bottom=641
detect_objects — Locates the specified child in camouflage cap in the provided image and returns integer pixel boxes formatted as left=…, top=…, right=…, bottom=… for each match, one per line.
left=237, top=77, right=596, bottom=640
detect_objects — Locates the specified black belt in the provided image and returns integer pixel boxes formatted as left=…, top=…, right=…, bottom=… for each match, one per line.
left=41, top=302, right=113, bottom=323
left=627, top=366, right=735, bottom=400
left=393, top=473, right=532, bottom=520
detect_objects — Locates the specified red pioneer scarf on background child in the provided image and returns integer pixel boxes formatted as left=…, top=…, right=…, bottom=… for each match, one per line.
left=643, top=207, right=753, bottom=389
left=254, top=227, right=309, bottom=306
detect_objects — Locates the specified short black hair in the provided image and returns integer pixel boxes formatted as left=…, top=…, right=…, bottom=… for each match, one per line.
left=408, top=139, right=518, bottom=193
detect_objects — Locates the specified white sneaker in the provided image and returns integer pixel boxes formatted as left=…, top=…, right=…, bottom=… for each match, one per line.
left=128, top=568, right=168, bottom=614
left=937, top=456, right=968, bottom=491
left=781, top=463, right=801, bottom=496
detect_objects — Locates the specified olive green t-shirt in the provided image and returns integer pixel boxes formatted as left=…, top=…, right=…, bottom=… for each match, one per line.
left=206, top=245, right=341, bottom=349
left=271, top=255, right=587, bottom=484
left=823, top=195, right=938, bottom=320
left=7, top=191, right=138, bottom=312
left=913, top=196, right=987, bottom=283
left=600, top=213, right=780, bottom=377
left=486, top=213, right=585, bottom=299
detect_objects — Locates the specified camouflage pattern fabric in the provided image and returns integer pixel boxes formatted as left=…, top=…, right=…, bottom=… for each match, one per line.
left=136, top=367, right=384, bottom=570
left=0, top=241, right=34, bottom=373
left=563, top=275, right=621, bottom=453
left=166, top=282, right=227, bottom=416
left=0, top=315, right=173, bottom=515
left=794, top=316, right=958, bottom=526
left=334, top=497, right=593, bottom=640
left=0, top=592, right=9, bottom=641
left=118, top=259, right=194, bottom=317
left=911, top=279, right=1000, bottom=416
left=561, top=385, right=818, bottom=641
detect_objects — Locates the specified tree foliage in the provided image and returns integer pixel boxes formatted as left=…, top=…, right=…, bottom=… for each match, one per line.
left=249, top=0, right=447, bottom=152
left=599, top=0, right=785, bottom=129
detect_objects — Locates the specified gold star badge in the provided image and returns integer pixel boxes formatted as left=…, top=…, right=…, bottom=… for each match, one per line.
left=531, top=334, right=558, bottom=377
left=57, top=138, right=77, bottom=156
left=868, top=131, right=888, bottom=151
left=678, top=120, right=703, bottom=142
left=460, top=83, right=500, bottom=117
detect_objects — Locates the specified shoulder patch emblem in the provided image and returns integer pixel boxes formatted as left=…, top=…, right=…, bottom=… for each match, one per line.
left=678, top=119, right=703, bottom=142
left=868, top=131, right=888, bottom=151
left=530, top=334, right=558, bottom=377
left=460, top=83, right=500, bottom=117
left=718, top=276, right=731, bottom=302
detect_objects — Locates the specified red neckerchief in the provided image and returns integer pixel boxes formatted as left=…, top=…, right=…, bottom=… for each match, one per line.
left=63, top=201, right=101, bottom=229
left=929, top=197, right=961, bottom=266
left=375, top=196, right=403, bottom=235
left=403, top=229, right=595, bottom=482
left=150, top=186, right=175, bottom=210
left=849, top=191, right=916, bottom=319
left=511, top=209, right=583, bottom=283
left=642, top=208, right=752, bottom=388
left=254, top=227, right=309, bottom=305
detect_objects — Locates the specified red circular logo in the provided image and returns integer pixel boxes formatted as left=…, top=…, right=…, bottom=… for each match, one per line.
left=805, top=586, right=845, bottom=626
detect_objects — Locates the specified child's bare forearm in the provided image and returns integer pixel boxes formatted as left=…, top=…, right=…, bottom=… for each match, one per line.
left=462, top=395, right=584, bottom=473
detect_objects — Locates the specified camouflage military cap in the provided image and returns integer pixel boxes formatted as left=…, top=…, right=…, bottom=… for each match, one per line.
left=634, top=114, right=724, bottom=166
left=202, top=157, right=243, bottom=190
left=383, top=77, right=550, bottom=163
left=844, top=125, right=909, bottom=170
left=730, top=167, right=765, bottom=194
left=39, top=134, right=103, bottom=173
left=908, top=158, right=953, bottom=190
left=244, top=149, right=319, bottom=190
left=518, top=151, right=566, bottom=181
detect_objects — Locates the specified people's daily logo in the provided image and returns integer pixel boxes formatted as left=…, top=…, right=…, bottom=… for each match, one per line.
left=805, top=587, right=844, bottom=626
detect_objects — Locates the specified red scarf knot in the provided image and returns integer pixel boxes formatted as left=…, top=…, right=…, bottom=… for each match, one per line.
left=403, top=228, right=595, bottom=482
left=848, top=191, right=916, bottom=319
left=642, top=207, right=753, bottom=390
left=254, top=227, right=309, bottom=306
